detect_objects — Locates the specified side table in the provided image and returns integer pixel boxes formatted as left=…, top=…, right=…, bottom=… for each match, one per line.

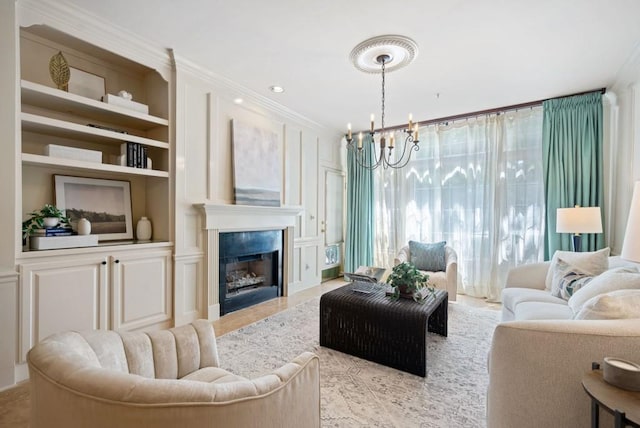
left=582, top=362, right=640, bottom=428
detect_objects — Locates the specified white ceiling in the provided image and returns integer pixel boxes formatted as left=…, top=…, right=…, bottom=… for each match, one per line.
left=63, top=0, right=640, bottom=133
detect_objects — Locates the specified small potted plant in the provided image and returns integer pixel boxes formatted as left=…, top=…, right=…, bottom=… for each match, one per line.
left=22, top=204, right=71, bottom=241
left=387, top=261, right=434, bottom=302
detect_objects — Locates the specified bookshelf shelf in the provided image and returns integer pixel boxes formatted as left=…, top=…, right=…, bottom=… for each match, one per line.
left=22, top=113, right=169, bottom=150
left=22, top=153, right=169, bottom=178
left=21, top=80, right=168, bottom=129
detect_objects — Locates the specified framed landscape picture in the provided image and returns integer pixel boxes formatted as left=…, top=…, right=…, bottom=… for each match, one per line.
left=54, top=175, right=133, bottom=241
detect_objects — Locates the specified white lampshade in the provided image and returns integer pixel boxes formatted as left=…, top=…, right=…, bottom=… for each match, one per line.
left=556, top=206, right=603, bottom=234
left=621, top=182, right=640, bottom=262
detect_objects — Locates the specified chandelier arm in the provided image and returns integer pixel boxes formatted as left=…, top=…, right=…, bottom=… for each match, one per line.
left=385, top=141, right=420, bottom=169
left=386, top=134, right=411, bottom=168
left=353, top=140, right=383, bottom=170
left=386, top=134, right=411, bottom=167
left=380, top=134, right=413, bottom=168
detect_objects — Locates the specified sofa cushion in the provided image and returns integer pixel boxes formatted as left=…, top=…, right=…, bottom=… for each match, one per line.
left=544, top=247, right=610, bottom=291
left=409, top=240, right=446, bottom=272
left=502, top=287, right=567, bottom=315
left=181, top=366, right=248, bottom=384
left=574, top=289, right=640, bottom=320
left=513, top=301, right=574, bottom=321
left=550, top=259, right=595, bottom=300
left=568, top=266, right=640, bottom=314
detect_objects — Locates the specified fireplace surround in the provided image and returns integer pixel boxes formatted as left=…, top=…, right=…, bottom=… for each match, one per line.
left=196, top=203, right=302, bottom=320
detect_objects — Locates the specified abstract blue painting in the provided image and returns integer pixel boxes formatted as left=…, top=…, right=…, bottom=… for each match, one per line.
left=231, top=119, right=281, bottom=207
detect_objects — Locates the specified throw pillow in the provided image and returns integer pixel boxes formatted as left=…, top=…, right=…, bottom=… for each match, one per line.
left=567, top=266, right=640, bottom=314
left=574, top=289, right=640, bottom=320
left=409, top=240, right=446, bottom=272
left=551, top=258, right=595, bottom=300
left=544, top=247, right=610, bottom=291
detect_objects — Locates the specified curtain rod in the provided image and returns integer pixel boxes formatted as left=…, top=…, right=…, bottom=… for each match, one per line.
left=377, top=87, right=606, bottom=133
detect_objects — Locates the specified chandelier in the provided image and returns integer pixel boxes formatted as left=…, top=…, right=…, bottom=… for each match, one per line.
left=345, top=35, right=420, bottom=170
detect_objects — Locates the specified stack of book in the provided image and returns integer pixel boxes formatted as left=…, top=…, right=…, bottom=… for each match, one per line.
left=30, top=226, right=75, bottom=237
left=120, top=142, right=148, bottom=168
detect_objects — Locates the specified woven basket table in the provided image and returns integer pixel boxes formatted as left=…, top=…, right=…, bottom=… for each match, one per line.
left=320, top=284, right=448, bottom=377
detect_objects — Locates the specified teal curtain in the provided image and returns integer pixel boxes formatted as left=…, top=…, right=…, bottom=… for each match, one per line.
left=345, top=135, right=374, bottom=272
left=542, top=91, right=604, bottom=258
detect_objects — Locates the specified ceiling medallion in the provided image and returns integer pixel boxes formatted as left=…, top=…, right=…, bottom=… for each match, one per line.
left=346, top=35, right=420, bottom=170
left=349, top=35, right=418, bottom=74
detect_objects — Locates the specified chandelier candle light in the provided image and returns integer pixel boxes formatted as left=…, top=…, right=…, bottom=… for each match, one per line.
left=346, top=35, right=420, bottom=170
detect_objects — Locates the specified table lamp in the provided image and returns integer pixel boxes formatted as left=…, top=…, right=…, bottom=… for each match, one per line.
left=556, top=205, right=603, bottom=252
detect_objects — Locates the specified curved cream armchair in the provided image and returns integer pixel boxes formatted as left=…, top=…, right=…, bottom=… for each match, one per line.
left=394, top=244, right=458, bottom=301
left=27, top=320, right=320, bottom=428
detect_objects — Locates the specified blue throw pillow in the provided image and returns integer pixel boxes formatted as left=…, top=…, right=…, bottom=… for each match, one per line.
left=409, top=240, right=446, bottom=272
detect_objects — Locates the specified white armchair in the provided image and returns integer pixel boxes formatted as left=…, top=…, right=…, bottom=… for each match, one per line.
left=27, top=320, right=320, bottom=428
left=394, top=244, right=458, bottom=301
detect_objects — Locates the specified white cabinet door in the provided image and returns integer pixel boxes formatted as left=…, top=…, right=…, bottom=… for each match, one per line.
left=110, top=248, right=172, bottom=331
left=302, top=245, right=319, bottom=286
left=20, top=256, right=108, bottom=361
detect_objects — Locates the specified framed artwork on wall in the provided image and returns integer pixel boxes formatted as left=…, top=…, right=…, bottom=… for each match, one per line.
left=231, top=119, right=282, bottom=207
left=54, top=175, right=133, bottom=241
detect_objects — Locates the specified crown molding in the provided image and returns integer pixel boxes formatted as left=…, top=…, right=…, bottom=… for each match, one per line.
left=173, top=53, right=326, bottom=131
left=18, top=0, right=172, bottom=81
left=17, top=0, right=333, bottom=133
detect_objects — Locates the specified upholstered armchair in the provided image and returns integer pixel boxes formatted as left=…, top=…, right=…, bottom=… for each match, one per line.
left=27, top=320, right=320, bottom=428
left=394, top=241, right=458, bottom=301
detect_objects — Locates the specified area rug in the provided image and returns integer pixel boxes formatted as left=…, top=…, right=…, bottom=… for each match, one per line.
left=217, top=298, right=500, bottom=428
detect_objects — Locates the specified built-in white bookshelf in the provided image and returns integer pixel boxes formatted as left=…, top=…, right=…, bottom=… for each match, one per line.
left=19, top=25, right=172, bottom=252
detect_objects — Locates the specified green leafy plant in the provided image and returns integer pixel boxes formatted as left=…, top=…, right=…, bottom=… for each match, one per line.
left=387, top=261, right=434, bottom=302
left=22, top=204, right=70, bottom=240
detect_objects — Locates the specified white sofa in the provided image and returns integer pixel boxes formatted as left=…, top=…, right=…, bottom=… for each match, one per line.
left=394, top=244, right=458, bottom=301
left=487, top=255, right=640, bottom=428
left=27, top=320, right=320, bottom=428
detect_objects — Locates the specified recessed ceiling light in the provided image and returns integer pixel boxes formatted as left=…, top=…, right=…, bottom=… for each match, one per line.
left=269, top=85, right=285, bottom=93
left=233, top=98, right=244, bottom=104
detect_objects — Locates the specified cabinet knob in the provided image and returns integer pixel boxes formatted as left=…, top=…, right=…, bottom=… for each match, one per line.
left=114, top=259, right=120, bottom=264
left=101, top=261, right=107, bottom=265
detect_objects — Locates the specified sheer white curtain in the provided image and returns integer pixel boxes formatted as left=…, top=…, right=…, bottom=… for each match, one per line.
left=374, top=107, right=545, bottom=301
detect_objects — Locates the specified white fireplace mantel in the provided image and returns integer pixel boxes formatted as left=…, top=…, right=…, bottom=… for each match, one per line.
left=194, top=203, right=303, bottom=320
left=196, top=203, right=303, bottom=231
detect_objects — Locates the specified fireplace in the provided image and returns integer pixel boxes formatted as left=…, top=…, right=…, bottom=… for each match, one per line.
left=219, top=230, right=283, bottom=315
left=196, top=203, right=301, bottom=320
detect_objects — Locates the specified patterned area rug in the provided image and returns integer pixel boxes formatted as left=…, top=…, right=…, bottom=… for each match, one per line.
left=217, top=297, right=500, bottom=428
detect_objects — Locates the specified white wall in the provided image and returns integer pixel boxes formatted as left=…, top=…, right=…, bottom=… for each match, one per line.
left=611, top=45, right=640, bottom=254
left=172, top=56, right=344, bottom=323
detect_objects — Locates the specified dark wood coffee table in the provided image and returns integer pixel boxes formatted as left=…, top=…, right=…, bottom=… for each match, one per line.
left=319, top=283, right=448, bottom=377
